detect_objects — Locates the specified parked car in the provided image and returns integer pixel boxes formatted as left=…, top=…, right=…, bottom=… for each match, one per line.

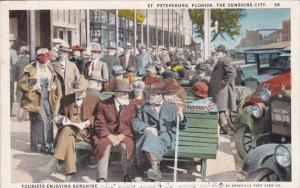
left=232, top=72, right=291, bottom=159
left=243, top=143, right=291, bottom=181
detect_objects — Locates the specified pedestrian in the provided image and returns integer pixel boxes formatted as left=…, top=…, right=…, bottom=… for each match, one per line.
left=10, top=34, right=19, bottom=117
left=137, top=45, right=152, bottom=76
left=52, top=42, right=81, bottom=96
left=142, top=63, right=160, bottom=85
left=119, top=42, right=138, bottom=71
left=18, top=48, right=62, bottom=152
left=132, top=80, right=187, bottom=181
left=93, top=80, right=141, bottom=182
left=14, top=44, right=30, bottom=121
left=70, top=44, right=86, bottom=74
left=209, top=44, right=237, bottom=134
left=84, top=42, right=109, bottom=92
left=38, top=76, right=100, bottom=182
left=104, top=65, right=126, bottom=91
left=101, top=46, right=121, bottom=81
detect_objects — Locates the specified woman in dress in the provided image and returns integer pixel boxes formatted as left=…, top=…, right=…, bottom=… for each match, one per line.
left=19, top=48, right=62, bottom=153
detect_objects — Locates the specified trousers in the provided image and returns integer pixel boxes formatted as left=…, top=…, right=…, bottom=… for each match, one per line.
left=97, top=142, right=131, bottom=180
left=54, top=126, right=87, bottom=174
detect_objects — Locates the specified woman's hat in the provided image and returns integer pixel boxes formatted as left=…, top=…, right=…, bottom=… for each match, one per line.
left=72, top=45, right=86, bottom=52
left=58, top=42, right=72, bottom=52
left=192, top=81, right=209, bottom=98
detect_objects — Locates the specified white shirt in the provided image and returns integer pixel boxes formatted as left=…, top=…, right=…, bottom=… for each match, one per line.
left=114, top=98, right=130, bottom=113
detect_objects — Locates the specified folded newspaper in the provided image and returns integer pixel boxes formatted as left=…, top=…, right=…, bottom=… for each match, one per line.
left=53, top=115, right=85, bottom=130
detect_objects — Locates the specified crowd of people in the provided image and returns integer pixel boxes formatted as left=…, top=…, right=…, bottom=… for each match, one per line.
left=10, top=33, right=237, bottom=182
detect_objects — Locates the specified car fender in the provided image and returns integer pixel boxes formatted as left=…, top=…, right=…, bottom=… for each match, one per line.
left=243, top=143, right=278, bottom=173
left=238, top=106, right=267, bottom=141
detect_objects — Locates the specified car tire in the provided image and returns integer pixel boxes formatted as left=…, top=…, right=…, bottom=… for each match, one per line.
left=247, top=168, right=280, bottom=181
left=234, top=125, right=254, bottom=159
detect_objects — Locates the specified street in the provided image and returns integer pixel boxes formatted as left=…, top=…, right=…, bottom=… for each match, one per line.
left=11, top=105, right=241, bottom=183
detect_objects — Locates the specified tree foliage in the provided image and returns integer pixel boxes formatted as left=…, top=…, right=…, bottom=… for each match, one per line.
left=189, top=9, right=246, bottom=41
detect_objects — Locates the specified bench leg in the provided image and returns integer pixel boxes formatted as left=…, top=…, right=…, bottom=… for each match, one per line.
left=201, top=159, right=207, bottom=182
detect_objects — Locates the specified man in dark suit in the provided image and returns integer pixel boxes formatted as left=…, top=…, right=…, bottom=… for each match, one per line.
left=209, top=44, right=237, bottom=134
left=119, top=42, right=138, bottom=71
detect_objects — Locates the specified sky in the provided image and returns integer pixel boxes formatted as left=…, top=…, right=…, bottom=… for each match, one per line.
left=196, top=8, right=290, bottom=50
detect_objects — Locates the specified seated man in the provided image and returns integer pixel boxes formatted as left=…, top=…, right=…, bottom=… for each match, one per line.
left=93, top=80, right=142, bottom=182
left=38, top=76, right=100, bottom=182
left=132, top=80, right=188, bottom=181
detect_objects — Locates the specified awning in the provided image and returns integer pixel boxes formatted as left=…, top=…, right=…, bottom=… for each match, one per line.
left=244, top=49, right=282, bottom=54
left=110, top=10, right=145, bottom=23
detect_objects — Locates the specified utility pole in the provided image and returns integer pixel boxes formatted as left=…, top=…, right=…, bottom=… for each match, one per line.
left=29, top=10, right=36, bottom=61
left=203, top=9, right=211, bottom=61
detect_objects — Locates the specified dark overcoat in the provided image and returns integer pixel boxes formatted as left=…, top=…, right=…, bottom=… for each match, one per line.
left=93, top=97, right=142, bottom=160
left=132, top=101, right=188, bottom=164
left=209, top=57, right=237, bottom=112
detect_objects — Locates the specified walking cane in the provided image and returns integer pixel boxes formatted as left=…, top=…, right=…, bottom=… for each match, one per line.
left=173, top=113, right=180, bottom=182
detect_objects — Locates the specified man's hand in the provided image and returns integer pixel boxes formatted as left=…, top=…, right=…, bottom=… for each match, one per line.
left=107, top=135, right=120, bottom=146
left=84, top=120, right=91, bottom=128
left=178, top=107, right=184, bottom=121
left=144, top=127, right=158, bottom=136
left=48, top=84, right=57, bottom=91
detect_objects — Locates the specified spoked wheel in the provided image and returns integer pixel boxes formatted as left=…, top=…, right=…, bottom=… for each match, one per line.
left=247, top=168, right=281, bottom=182
left=234, top=125, right=254, bottom=159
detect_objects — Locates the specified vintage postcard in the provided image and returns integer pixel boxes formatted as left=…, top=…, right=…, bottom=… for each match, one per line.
left=1, top=0, right=299, bottom=188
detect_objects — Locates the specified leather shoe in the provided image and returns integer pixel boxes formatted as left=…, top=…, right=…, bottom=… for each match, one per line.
left=123, top=174, right=132, bottom=182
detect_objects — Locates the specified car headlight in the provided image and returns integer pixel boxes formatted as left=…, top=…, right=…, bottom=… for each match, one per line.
left=260, top=88, right=271, bottom=102
left=275, top=145, right=291, bottom=168
left=251, top=104, right=263, bottom=119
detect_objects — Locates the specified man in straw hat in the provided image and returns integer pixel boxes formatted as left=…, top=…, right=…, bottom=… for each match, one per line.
left=209, top=44, right=237, bottom=134
left=93, top=80, right=141, bottom=182
left=119, top=42, right=138, bottom=71
left=132, top=80, right=187, bottom=181
left=38, top=76, right=100, bottom=182
left=104, top=65, right=127, bottom=91
left=52, top=41, right=81, bottom=96
left=84, top=42, right=108, bottom=92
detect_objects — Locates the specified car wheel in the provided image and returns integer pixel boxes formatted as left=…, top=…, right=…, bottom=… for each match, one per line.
left=234, top=125, right=254, bottom=159
left=247, top=168, right=280, bottom=181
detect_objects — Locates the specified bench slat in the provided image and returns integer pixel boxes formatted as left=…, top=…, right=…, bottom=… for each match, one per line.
left=179, top=136, right=218, bottom=143
left=182, top=128, right=218, bottom=134
left=180, top=132, right=217, bottom=138
left=178, top=141, right=217, bottom=148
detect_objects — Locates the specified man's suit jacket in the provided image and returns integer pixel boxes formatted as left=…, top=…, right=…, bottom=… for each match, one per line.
left=56, top=92, right=100, bottom=143
left=52, top=60, right=81, bottom=96
left=119, top=53, right=138, bottom=70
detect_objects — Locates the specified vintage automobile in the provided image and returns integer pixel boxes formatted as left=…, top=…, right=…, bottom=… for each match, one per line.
left=243, top=143, right=291, bottom=181
left=232, top=72, right=291, bottom=159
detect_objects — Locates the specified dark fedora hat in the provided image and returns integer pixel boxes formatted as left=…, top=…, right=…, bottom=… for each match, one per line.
left=215, top=44, right=227, bottom=54
left=114, top=80, right=133, bottom=92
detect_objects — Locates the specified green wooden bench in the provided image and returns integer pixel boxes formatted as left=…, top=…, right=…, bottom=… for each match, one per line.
left=163, top=111, right=218, bottom=181
left=75, top=110, right=218, bottom=181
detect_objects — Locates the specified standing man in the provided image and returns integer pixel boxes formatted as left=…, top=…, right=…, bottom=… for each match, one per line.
left=52, top=43, right=81, bottom=96
left=38, top=77, right=100, bottom=182
left=209, top=45, right=237, bottom=134
left=14, top=44, right=30, bottom=121
left=10, top=34, right=18, bottom=116
left=84, top=42, right=109, bottom=92
left=137, top=45, right=152, bottom=76
left=119, top=42, right=138, bottom=71
left=101, top=46, right=120, bottom=81
left=93, top=80, right=140, bottom=182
